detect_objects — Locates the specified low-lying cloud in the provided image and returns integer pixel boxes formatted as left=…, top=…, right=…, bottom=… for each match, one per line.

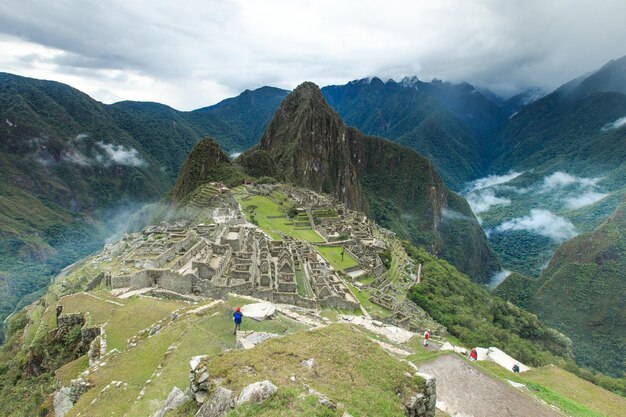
left=493, top=209, right=577, bottom=241
left=466, top=189, right=511, bottom=214
left=563, top=191, right=609, bottom=209
left=601, top=116, right=626, bottom=131
left=50, top=133, right=147, bottom=168
left=490, top=269, right=511, bottom=286
left=466, top=171, right=523, bottom=192
left=96, top=142, right=146, bottom=167
left=442, top=208, right=473, bottom=221
left=538, top=171, right=602, bottom=192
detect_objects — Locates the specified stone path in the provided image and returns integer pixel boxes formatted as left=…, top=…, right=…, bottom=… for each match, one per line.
left=418, top=355, right=562, bottom=417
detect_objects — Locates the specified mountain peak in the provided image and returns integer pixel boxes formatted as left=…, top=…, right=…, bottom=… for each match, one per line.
left=171, top=137, right=242, bottom=201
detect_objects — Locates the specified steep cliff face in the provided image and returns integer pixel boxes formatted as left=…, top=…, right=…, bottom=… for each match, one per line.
left=241, top=82, right=500, bottom=281
left=527, top=199, right=626, bottom=376
left=258, top=82, right=364, bottom=210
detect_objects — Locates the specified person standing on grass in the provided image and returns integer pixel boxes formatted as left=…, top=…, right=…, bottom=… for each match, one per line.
left=233, top=307, right=243, bottom=335
left=423, top=329, right=430, bottom=346
left=512, top=363, right=520, bottom=373
left=470, top=348, right=478, bottom=361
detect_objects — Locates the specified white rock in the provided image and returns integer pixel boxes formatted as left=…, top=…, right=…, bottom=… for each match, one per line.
left=240, top=303, right=276, bottom=321
left=236, top=380, right=277, bottom=405
left=190, top=355, right=209, bottom=371
left=301, top=358, right=315, bottom=369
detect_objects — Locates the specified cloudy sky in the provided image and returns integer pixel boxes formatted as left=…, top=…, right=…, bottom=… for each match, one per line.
left=1, top=0, right=624, bottom=110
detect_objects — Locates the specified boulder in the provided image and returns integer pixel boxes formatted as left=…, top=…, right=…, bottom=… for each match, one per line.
left=154, top=386, right=189, bottom=417
left=236, top=380, right=277, bottom=405
left=240, top=303, right=276, bottom=321
left=196, top=387, right=234, bottom=417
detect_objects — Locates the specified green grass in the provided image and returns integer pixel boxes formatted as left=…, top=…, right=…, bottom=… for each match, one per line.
left=234, top=193, right=323, bottom=242
left=523, top=366, right=626, bottom=417
left=67, top=322, right=185, bottom=417
left=105, top=297, right=186, bottom=351
left=345, top=283, right=391, bottom=318
left=320, top=307, right=361, bottom=322
left=55, top=355, right=89, bottom=386
left=55, top=292, right=185, bottom=352
left=61, top=300, right=311, bottom=417
left=226, top=388, right=337, bottom=417
left=59, top=293, right=122, bottom=326
left=294, top=270, right=312, bottom=298
left=205, top=324, right=424, bottom=417
left=473, top=361, right=617, bottom=417
left=314, top=246, right=359, bottom=271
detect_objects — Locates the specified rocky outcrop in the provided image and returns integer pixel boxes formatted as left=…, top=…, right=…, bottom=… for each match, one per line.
left=195, top=387, right=234, bottom=417
left=405, top=372, right=436, bottom=417
left=189, top=357, right=277, bottom=415
left=53, top=377, right=93, bottom=417
left=189, top=355, right=211, bottom=403
left=77, top=325, right=101, bottom=355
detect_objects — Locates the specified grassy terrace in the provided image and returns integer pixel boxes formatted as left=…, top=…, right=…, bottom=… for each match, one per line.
left=314, top=245, right=359, bottom=271
left=294, top=269, right=313, bottom=298
left=233, top=188, right=323, bottom=243
left=346, top=282, right=391, bottom=318
left=473, top=361, right=626, bottom=417
left=64, top=295, right=310, bottom=417
left=205, top=324, right=424, bottom=417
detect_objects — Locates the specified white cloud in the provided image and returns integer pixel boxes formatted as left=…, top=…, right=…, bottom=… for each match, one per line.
left=96, top=142, right=146, bottom=167
left=493, top=209, right=577, bottom=241
left=490, top=269, right=511, bottom=286
left=442, top=208, right=472, bottom=221
left=58, top=138, right=146, bottom=168
left=0, top=1, right=625, bottom=109
left=563, top=191, right=609, bottom=209
left=61, top=151, right=91, bottom=166
left=466, top=171, right=523, bottom=192
left=466, top=189, right=511, bottom=214
left=229, top=152, right=242, bottom=159
left=601, top=116, right=626, bottom=131
left=539, top=171, right=602, bottom=192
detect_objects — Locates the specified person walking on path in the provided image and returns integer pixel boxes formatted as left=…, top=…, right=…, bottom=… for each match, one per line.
left=512, top=363, right=520, bottom=373
left=470, top=348, right=478, bottom=361
left=233, top=307, right=243, bottom=335
left=423, top=329, right=431, bottom=347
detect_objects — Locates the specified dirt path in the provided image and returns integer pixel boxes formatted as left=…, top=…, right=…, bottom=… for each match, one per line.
left=418, top=354, right=561, bottom=417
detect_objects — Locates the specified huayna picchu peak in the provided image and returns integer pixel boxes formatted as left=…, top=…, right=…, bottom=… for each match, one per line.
left=240, top=81, right=501, bottom=282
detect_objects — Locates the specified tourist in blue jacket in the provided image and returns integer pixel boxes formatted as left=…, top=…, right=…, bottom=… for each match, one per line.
left=233, top=307, right=243, bottom=335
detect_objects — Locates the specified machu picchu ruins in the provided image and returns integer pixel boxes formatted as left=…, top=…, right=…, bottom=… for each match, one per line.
left=95, top=183, right=402, bottom=318
left=69, top=181, right=444, bottom=336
